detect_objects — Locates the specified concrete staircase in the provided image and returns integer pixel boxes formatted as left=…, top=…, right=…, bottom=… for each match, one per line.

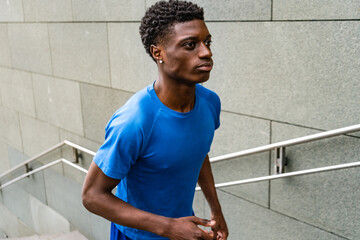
left=1, top=231, right=88, bottom=240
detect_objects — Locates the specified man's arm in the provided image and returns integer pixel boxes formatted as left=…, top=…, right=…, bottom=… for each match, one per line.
left=197, top=155, right=229, bottom=240
left=82, top=161, right=215, bottom=240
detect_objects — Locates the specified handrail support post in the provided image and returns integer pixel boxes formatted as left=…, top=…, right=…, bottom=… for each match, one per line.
left=72, top=148, right=82, bottom=164
left=25, top=163, right=32, bottom=178
left=25, top=164, right=30, bottom=173
left=274, top=147, right=286, bottom=174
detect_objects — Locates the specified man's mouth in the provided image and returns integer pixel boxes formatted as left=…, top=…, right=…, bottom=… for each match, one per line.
left=196, top=62, right=213, bottom=72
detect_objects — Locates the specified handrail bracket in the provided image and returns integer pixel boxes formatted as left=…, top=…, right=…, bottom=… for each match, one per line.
left=274, top=147, right=287, bottom=174
left=25, top=163, right=32, bottom=178
left=73, top=147, right=82, bottom=164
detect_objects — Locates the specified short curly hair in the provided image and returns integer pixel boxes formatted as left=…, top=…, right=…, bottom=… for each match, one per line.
left=139, top=0, right=204, bottom=61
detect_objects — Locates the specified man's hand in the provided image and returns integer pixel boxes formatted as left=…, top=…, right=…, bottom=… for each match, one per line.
left=164, top=216, right=216, bottom=240
left=83, top=162, right=223, bottom=239
left=211, top=211, right=228, bottom=240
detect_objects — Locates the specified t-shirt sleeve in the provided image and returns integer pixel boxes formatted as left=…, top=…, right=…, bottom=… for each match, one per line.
left=198, top=84, right=221, bottom=130
left=93, top=112, right=143, bottom=180
left=213, top=93, right=221, bottom=130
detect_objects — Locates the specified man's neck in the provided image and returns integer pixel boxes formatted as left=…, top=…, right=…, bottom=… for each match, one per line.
left=154, top=77, right=196, bottom=113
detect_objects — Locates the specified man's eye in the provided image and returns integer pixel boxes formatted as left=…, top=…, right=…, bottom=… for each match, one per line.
left=184, top=42, right=196, bottom=48
left=205, top=40, right=212, bottom=47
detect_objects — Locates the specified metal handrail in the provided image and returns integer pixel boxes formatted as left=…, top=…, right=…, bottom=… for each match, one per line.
left=1, top=155, right=359, bottom=191
left=210, top=124, right=360, bottom=163
left=195, top=161, right=360, bottom=191
left=0, top=124, right=359, bottom=191
left=0, top=140, right=95, bottom=180
left=0, top=158, right=88, bottom=190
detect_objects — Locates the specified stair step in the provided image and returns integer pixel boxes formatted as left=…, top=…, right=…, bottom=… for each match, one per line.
left=52, top=231, right=87, bottom=240
left=2, top=231, right=87, bottom=240
left=1, top=235, right=40, bottom=240
left=38, top=233, right=62, bottom=240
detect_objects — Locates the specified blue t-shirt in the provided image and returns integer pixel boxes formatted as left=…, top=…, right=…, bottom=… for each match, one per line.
left=94, top=83, right=220, bottom=240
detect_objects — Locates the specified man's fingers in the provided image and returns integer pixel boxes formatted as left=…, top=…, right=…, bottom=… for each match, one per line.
left=216, top=230, right=227, bottom=240
left=192, top=216, right=216, bottom=227
left=199, top=228, right=214, bottom=240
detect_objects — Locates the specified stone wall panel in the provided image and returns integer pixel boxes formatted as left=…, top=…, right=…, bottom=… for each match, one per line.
left=22, top=0, right=73, bottom=22
left=8, top=23, right=52, bottom=74
left=214, top=190, right=346, bottom=240
left=146, top=0, right=271, bottom=21
left=108, top=23, right=157, bottom=92
left=19, top=114, right=59, bottom=157
left=44, top=169, right=109, bottom=239
left=49, top=23, right=111, bottom=87
left=273, top=0, right=360, bottom=20
left=0, top=0, right=24, bottom=22
left=0, top=106, right=22, bottom=151
left=0, top=68, right=35, bottom=117
left=0, top=24, right=11, bottom=67
left=205, top=21, right=360, bottom=130
left=73, top=0, right=145, bottom=21
left=80, top=83, right=132, bottom=143
left=32, top=74, right=83, bottom=136
left=0, top=140, right=10, bottom=174
left=270, top=123, right=360, bottom=239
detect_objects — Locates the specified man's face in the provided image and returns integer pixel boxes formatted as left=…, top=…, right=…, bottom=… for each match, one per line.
left=161, top=19, right=213, bottom=84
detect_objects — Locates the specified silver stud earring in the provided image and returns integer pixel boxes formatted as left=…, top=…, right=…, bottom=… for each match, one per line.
left=159, top=60, right=163, bottom=64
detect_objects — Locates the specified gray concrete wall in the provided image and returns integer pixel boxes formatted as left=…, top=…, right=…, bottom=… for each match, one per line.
left=0, top=0, right=359, bottom=239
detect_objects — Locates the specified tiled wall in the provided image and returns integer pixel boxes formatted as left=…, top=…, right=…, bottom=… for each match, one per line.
left=0, top=0, right=359, bottom=239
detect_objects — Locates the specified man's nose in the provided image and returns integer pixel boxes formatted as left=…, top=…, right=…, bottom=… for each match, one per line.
left=198, top=42, right=212, bottom=58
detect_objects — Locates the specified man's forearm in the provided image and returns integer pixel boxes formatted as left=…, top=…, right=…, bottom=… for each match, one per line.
left=197, top=155, right=222, bottom=213
left=83, top=184, right=171, bottom=236
left=197, top=155, right=229, bottom=239
left=82, top=161, right=215, bottom=239
left=82, top=162, right=172, bottom=237
left=85, top=190, right=216, bottom=239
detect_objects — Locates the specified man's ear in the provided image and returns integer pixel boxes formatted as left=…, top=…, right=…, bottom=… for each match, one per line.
left=150, top=44, right=163, bottom=62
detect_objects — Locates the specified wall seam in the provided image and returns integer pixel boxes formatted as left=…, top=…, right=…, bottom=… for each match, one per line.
left=43, top=170, right=49, bottom=205
left=1, top=105, right=61, bottom=136
left=30, top=73, right=38, bottom=119
left=207, top=19, right=360, bottom=23
left=144, top=0, right=147, bottom=12
left=17, top=112, right=24, bottom=153
left=3, top=19, right=360, bottom=24
left=0, top=65, right=136, bottom=95
left=268, top=120, right=273, bottom=209
left=269, top=208, right=350, bottom=240
left=79, top=83, right=87, bottom=138
left=219, top=189, right=350, bottom=239
left=218, top=189, right=269, bottom=209
left=6, top=23, right=13, bottom=68
left=70, top=0, right=75, bottom=22
left=58, top=126, right=103, bottom=146
left=20, top=0, right=25, bottom=22
left=0, top=98, right=40, bottom=121
left=1, top=64, right=358, bottom=139
left=46, top=23, right=54, bottom=76
left=220, top=109, right=360, bottom=139
left=106, top=23, right=113, bottom=88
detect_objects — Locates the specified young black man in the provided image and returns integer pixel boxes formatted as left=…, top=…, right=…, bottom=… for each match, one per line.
left=82, top=1, right=228, bottom=239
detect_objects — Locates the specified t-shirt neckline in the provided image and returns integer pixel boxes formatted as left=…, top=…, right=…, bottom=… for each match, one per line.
left=148, top=81, right=199, bottom=118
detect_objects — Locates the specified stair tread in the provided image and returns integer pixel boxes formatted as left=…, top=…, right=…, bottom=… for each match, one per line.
left=52, top=231, right=87, bottom=240
left=3, top=231, right=87, bottom=240
left=2, top=236, right=40, bottom=240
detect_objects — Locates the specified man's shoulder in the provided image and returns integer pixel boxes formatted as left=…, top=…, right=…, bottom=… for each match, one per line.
left=196, top=84, right=221, bottom=107
left=196, top=84, right=221, bottom=129
left=126, top=85, right=154, bottom=110
left=107, top=85, right=158, bottom=132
